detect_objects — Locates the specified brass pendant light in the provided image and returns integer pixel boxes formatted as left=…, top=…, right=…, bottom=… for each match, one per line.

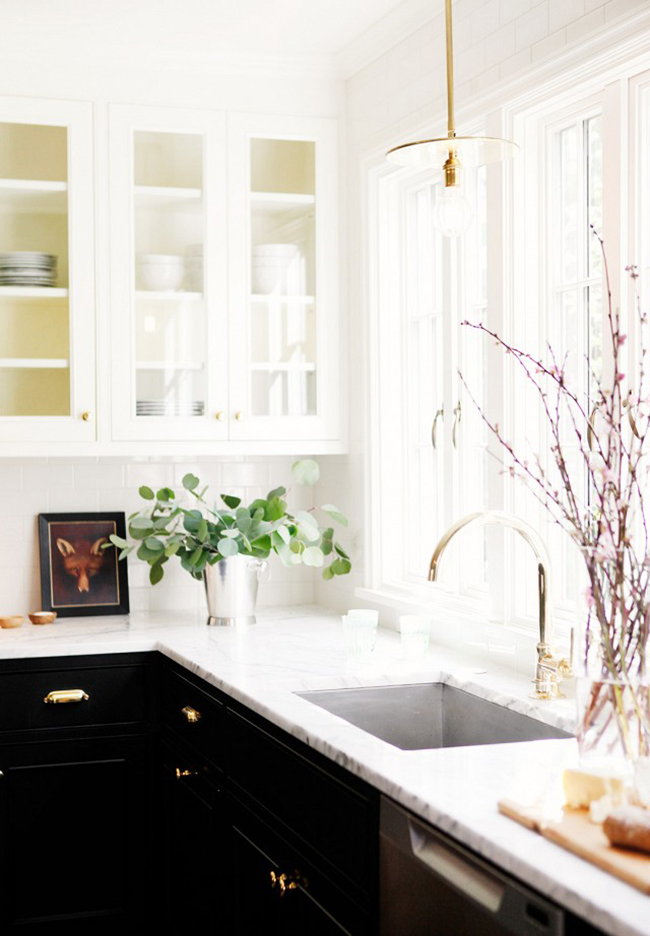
left=386, top=0, right=519, bottom=237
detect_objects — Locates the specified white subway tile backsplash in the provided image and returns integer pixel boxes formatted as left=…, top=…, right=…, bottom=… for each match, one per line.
left=74, top=463, right=125, bottom=489
left=515, top=3, right=549, bottom=50
left=3, top=456, right=316, bottom=616
left=549, top=0, right=584, bottom=32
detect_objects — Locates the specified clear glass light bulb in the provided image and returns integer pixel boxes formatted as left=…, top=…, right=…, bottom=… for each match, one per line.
left=433, top=184, right=472, bottom=238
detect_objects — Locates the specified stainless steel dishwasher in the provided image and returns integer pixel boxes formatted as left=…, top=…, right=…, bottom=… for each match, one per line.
left=380, top=797, right=565, bottom=935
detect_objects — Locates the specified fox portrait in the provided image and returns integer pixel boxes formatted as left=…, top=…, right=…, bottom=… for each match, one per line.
left=56, top=537, right=108, bottom=594
left=46, top=519, right=121, bottom=608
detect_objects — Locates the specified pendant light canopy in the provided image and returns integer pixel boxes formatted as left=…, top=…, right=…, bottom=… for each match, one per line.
left=386, top=0, right=519, bottom=237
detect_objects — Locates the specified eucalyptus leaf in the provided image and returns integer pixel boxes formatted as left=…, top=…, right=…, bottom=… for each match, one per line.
left=218, top=538, right=239, bottom=558
left=292, top=459, right=320, bottom=486
left=197, top=518, right=208, bottom=542
left=139, top=485, right=155, bottom=500
left=321, top=504, right=348, bottom=527
left=221, top=494, right=241, bottom=509
left=150, top=563, right=164, bottom=585
left=144, top=536, right=165, bottom=552
left=130, top=516, right=154, bottom=531
left=182, top=473, right=200, bottom=491
left=302, top=546, right=324, bottom=567
left=108, top=534, right=129, bottom=549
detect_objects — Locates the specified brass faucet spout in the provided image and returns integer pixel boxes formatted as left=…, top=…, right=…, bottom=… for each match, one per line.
left=429, top=511, right=572, bottom=699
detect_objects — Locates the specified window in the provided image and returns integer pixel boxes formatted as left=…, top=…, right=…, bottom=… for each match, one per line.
left=364, top=37, right=648, bottom=651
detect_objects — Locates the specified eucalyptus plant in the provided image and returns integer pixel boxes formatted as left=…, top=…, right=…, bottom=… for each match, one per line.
left=108, top=459, right=351, bottom=586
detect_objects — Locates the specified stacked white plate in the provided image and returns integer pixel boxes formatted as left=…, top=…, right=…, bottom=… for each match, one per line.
left=252, top=244, right=300, bottom=294
left=136, top=400, right=204, bottom=417
left=0, top=252, right=57, bottom=287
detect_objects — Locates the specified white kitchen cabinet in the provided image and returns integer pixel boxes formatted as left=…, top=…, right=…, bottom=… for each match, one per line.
left=109, top=105, right=341, bottom=450
left=228, top=113, right=339, bottom=442
left=109, top=104, right=229, bottom=443
left=0, top=97, right=96, bottom=444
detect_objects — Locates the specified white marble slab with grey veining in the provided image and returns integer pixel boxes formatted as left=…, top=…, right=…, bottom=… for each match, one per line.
left=0, top=606, right=646, bottom=936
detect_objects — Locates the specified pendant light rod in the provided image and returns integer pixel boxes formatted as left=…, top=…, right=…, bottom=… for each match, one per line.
left=445, top=0, right=455, bottom=138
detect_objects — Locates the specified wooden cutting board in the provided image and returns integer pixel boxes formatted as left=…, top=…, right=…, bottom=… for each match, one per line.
left=498, top=798, right=650, bottom=893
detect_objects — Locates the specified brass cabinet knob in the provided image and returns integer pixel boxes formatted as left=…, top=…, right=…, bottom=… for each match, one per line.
left=44, top=689, right=89, bottom=704
left=234, top=410, right=243, bottom=422
left=175, top=768, right=198, bottom=780
left=81, top=411, right=91, bottom=422
left=215, top=411, right=226, bottom=422
left=181, top=705, right=201, bottom=724
left=270, top=870, right=307, bottom=897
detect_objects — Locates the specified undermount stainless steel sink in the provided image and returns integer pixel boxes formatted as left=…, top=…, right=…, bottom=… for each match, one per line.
left=295, top=683, right=572, bottom=751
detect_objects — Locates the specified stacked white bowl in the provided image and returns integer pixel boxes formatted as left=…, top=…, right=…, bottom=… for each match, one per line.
left=136, top=254, right=184, bottom=292
left=252, top=244, right=300, bottom=295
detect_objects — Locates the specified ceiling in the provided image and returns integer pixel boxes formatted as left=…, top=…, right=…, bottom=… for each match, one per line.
left=1, top=0, right=428, bottom=66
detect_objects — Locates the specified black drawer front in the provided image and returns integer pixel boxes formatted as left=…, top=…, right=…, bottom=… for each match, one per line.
left=226, top=709, right=376, bottom=896
left=229, top=794, right=372, bottom=936
left=0, top=662, right=147, bottom=732
left=160, top=667, right=223, bottom=770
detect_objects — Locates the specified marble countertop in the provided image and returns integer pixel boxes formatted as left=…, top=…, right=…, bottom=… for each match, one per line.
left=1, top=606, right=646, bottom=936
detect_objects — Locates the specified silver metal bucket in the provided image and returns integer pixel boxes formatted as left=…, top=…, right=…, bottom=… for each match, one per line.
left=203, top=555, right=269, bottom=626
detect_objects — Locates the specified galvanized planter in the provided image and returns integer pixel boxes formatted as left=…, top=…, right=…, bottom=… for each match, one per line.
left=203, top=554, right=269, bottom=626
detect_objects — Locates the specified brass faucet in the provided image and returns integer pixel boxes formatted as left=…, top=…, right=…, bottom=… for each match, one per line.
left=428, top=511, right=573, bottom=699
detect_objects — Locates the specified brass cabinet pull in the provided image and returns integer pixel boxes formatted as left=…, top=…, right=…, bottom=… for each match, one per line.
left=234, top=410, right=243, bottom=422
left=452, top=400, right=462, bottom=449
left=43, top=689, right=89, bottom=704
left=431, top=407, right=444, bottom=450
left=175, top=768, right=198, bottom=780
left=181, top=705, right=201, bottom=724
left=215, top=411, right=226, bottom=422
left=81, top=411, right=91, bottom=422
left=270, top=870, right=307, bottom=897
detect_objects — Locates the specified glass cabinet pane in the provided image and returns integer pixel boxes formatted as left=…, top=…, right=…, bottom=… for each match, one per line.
left=249, top=138, right=316, bottom=418
left=132, top=130, right=206, bottom=418
left=0, top=121, right=71, bottom=416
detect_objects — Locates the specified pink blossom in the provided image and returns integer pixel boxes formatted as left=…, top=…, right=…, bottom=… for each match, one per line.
left=618, top=334, right=627, bottom=346
left=584, top=586, right=595, bottom=609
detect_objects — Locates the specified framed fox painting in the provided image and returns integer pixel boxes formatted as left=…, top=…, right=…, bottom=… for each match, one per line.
left=38, top=513, right=130, bottom=617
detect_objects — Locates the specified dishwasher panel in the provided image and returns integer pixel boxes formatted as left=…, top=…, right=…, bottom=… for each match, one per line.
left=380, top=797, right=564, bottom=936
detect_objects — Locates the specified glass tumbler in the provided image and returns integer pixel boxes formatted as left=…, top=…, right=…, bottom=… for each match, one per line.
left=343, top=609, right=379, bottom=657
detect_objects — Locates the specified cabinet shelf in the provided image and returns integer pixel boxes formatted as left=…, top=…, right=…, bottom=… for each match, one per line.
left=0, top=178, right=68, bottom=213
left=0, top=358, right=69, bottom=369
left=0, top=286, right=68, bottom=299
left=135, top=361, right=204, bottom=371
left=251, top=192, right=315, bottom=217
left=134, top=185, right=202, bottom=208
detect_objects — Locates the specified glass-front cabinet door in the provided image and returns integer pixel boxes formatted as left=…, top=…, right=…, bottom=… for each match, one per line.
left=228, top=114, right=339, bottom=441
left=110, top=105, right=227, bottom=441
left=0, top=98, right=95, bottom=444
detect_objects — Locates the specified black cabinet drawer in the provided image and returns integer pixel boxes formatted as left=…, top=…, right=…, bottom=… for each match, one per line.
left=226, top=709, right=377, bottom=898
left=160, top=666, right=224, bottom=771
left=0, top=660, right=148, bottom=733
left=228, top=794, right=373, bottom=936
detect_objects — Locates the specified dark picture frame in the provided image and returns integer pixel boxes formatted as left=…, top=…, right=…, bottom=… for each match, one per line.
left=38, top=512, right=130, bottom=617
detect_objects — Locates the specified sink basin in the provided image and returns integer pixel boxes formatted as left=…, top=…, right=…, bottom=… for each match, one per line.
left=295, top=683, right=572, bottom=751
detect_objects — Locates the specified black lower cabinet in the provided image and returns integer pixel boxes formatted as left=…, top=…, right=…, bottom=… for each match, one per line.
left=228, top=795, right=361, bottom=936
left=0, top=735, right=148, bottom=932
left=158, top=740, right=223, bottom=931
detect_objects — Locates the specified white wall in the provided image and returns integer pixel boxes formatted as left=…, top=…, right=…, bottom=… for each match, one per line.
left=315, top=0, right=649, bottom=618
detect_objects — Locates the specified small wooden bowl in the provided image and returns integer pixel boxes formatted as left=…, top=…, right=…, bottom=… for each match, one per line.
left=29, top=612, right=57, bottom=625
left=0, top=615, right=24, bottom=629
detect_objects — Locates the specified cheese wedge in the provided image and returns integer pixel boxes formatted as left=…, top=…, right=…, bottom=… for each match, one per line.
left=563, top=767, right=627, bottom=810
